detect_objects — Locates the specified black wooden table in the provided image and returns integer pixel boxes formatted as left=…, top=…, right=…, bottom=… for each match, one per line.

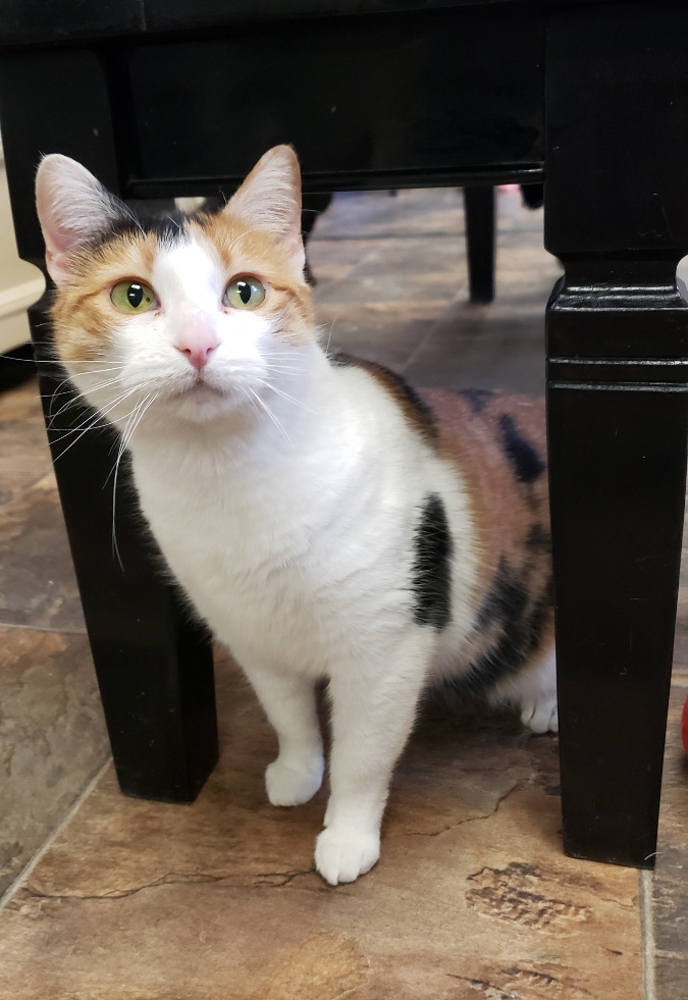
left=1, top=0, right=686, bottom=870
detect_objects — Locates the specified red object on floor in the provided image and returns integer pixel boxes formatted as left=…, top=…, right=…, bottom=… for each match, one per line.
left=683, top=695, right=688, bottom=754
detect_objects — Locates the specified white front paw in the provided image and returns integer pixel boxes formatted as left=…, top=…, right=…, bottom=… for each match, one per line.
left=265, top=756, right=323, bottom=807
left=314, top=825, right=381, bottom=885
left=521, top=696, right=559, bottom=734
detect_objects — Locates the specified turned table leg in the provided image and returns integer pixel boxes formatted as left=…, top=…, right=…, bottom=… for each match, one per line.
left=545, top=3, right=688, bottom=866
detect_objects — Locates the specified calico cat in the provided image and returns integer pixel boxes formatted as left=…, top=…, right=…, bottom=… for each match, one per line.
left=35, top=146, right=556, bottom=886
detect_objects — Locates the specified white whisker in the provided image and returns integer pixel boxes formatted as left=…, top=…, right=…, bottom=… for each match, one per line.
left=49, top=387, right=142, bottom=451
left=0, top=354, right=122, bottom=365
left=49, top=411, right=111, bottom=458
left=246, top=386, right=292, bottom=444
left=48, top=375, right=124, bottom=424
left=260, top=365, right=306, bottom=377
left=324, top=320, right=336, bottom=356
left=252, top=376, right=314, bottom=414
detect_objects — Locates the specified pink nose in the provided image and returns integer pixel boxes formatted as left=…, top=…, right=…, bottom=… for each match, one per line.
left=175, top=321, right=219, bottom=371
left=178, top=343, right=216, bottom=370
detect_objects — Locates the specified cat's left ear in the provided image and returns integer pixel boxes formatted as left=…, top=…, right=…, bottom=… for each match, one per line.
left=224, top=145, right=305, bottom=278
left=35, top=154, right=129, bottom=286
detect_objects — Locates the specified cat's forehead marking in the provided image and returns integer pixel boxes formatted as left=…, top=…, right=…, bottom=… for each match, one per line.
left=153, top=234, right=223, bottom=303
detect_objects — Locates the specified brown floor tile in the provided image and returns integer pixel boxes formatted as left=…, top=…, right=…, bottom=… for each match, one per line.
left=0, top=627, right=108, bottom=900
left=0, top=377, right=43, bottom=424
left=314, top=238, right=464, bottom=306
left=0, top=376, right=86, bottom=632
left=402, top=301, right=549, bottom=396
left=0, top=471, right=85, bottom=632
left=309, top=187, right=562, bottom=396
left=0, top=651, right=642, bottom=1000
left=314, top=305, right=440, bottom=372
left=0, top=380, right=53, bottom=509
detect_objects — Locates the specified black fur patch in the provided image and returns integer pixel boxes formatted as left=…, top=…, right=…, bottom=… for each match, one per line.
left=411, top=493, right=453, bottom=630
left=525, top=523, right=551, bottom=552
left=451, top=558, right=552, bottom=694
left=110, top=209, right=189, bottom=244
left=498, top=413, right=544, bottom=484
left=331, top=353, right=438, bottom=442
left=475, top=557, right=528, bottom=633
left=455, top=388, right=494, bottom=414
left=89, top=195, right=204, bottom=254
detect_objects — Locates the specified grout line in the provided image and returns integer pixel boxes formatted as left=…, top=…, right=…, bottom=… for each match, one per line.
left=0, top=757, right=112, bottom=915
left=398, top=317, right=446, bottom=374
left=310, top=232, right=465, bottom=242
left=0, top=620, right=88, bottom=636
left=639, top=869, right=657, bottom=1000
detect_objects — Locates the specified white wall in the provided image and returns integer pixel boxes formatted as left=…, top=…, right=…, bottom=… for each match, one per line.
left=0, top=148, right=46, bottom=354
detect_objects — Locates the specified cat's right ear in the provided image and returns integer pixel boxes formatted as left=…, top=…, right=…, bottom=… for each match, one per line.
left=35, top=155, right=127, bottom=286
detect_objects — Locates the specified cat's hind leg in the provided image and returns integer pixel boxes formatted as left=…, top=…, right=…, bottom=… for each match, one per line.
left=488, top=645, right=558, bottom=734
left=240, top=660, right=324, bottom=806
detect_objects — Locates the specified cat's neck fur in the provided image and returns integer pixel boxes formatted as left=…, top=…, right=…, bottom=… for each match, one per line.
left=129, top=342, right=334, bottom=469
left=124, top=343, right=391, bottom=557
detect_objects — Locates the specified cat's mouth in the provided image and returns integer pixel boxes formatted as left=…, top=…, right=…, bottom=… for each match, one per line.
left=178, top=375, right=225, bottom=397
left=165, top=373, right=247, bottom=420
left=191, top=380, right=222, bottom=394
left=163, top=369, right=260, bottom=420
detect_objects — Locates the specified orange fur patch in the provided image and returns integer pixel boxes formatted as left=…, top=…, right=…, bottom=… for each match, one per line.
left=191, top=213, right=314, bottom=346
left=422, top=388, right=553, bottom=678
left=50, top=231, right=160, bottom=362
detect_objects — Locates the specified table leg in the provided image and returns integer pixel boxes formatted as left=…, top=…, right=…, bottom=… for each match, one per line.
left=546, top=2, right=688, bottom=866
left=0, top=43, right=219, bottom=804
left=464, top=185, right=495, bottom=303
left=29, top=301, right=218, bottom=802
left=547, top=343, right=688, bottom=867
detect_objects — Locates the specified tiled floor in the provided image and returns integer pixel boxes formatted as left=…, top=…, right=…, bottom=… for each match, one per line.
left=0, top=187, right=686, bottom=998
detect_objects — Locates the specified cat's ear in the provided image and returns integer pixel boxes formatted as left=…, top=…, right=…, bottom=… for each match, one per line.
left=35, top=154, right=129, bottom=286
left=224, top=145, right=305, bottom=277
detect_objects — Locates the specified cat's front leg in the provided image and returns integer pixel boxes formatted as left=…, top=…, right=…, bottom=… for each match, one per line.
left=240, top=660, right=324, bottom=806
left=315, top=632, right=433, bottom=885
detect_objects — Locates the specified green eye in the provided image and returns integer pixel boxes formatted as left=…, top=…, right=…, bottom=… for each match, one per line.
left=224, top=276, right=266, bottom=310
left=111, top=280, right=157, bottom=314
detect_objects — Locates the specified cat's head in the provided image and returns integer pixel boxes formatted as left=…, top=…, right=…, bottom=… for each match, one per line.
left=35, top=145, right=315, bottom=428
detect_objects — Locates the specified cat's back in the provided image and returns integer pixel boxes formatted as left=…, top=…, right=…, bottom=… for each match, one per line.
left=420, top=387, right=552, bottom=684
left=421, top=385, right=548, bottom=570
left=422, top=384, right=546, bottom=497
